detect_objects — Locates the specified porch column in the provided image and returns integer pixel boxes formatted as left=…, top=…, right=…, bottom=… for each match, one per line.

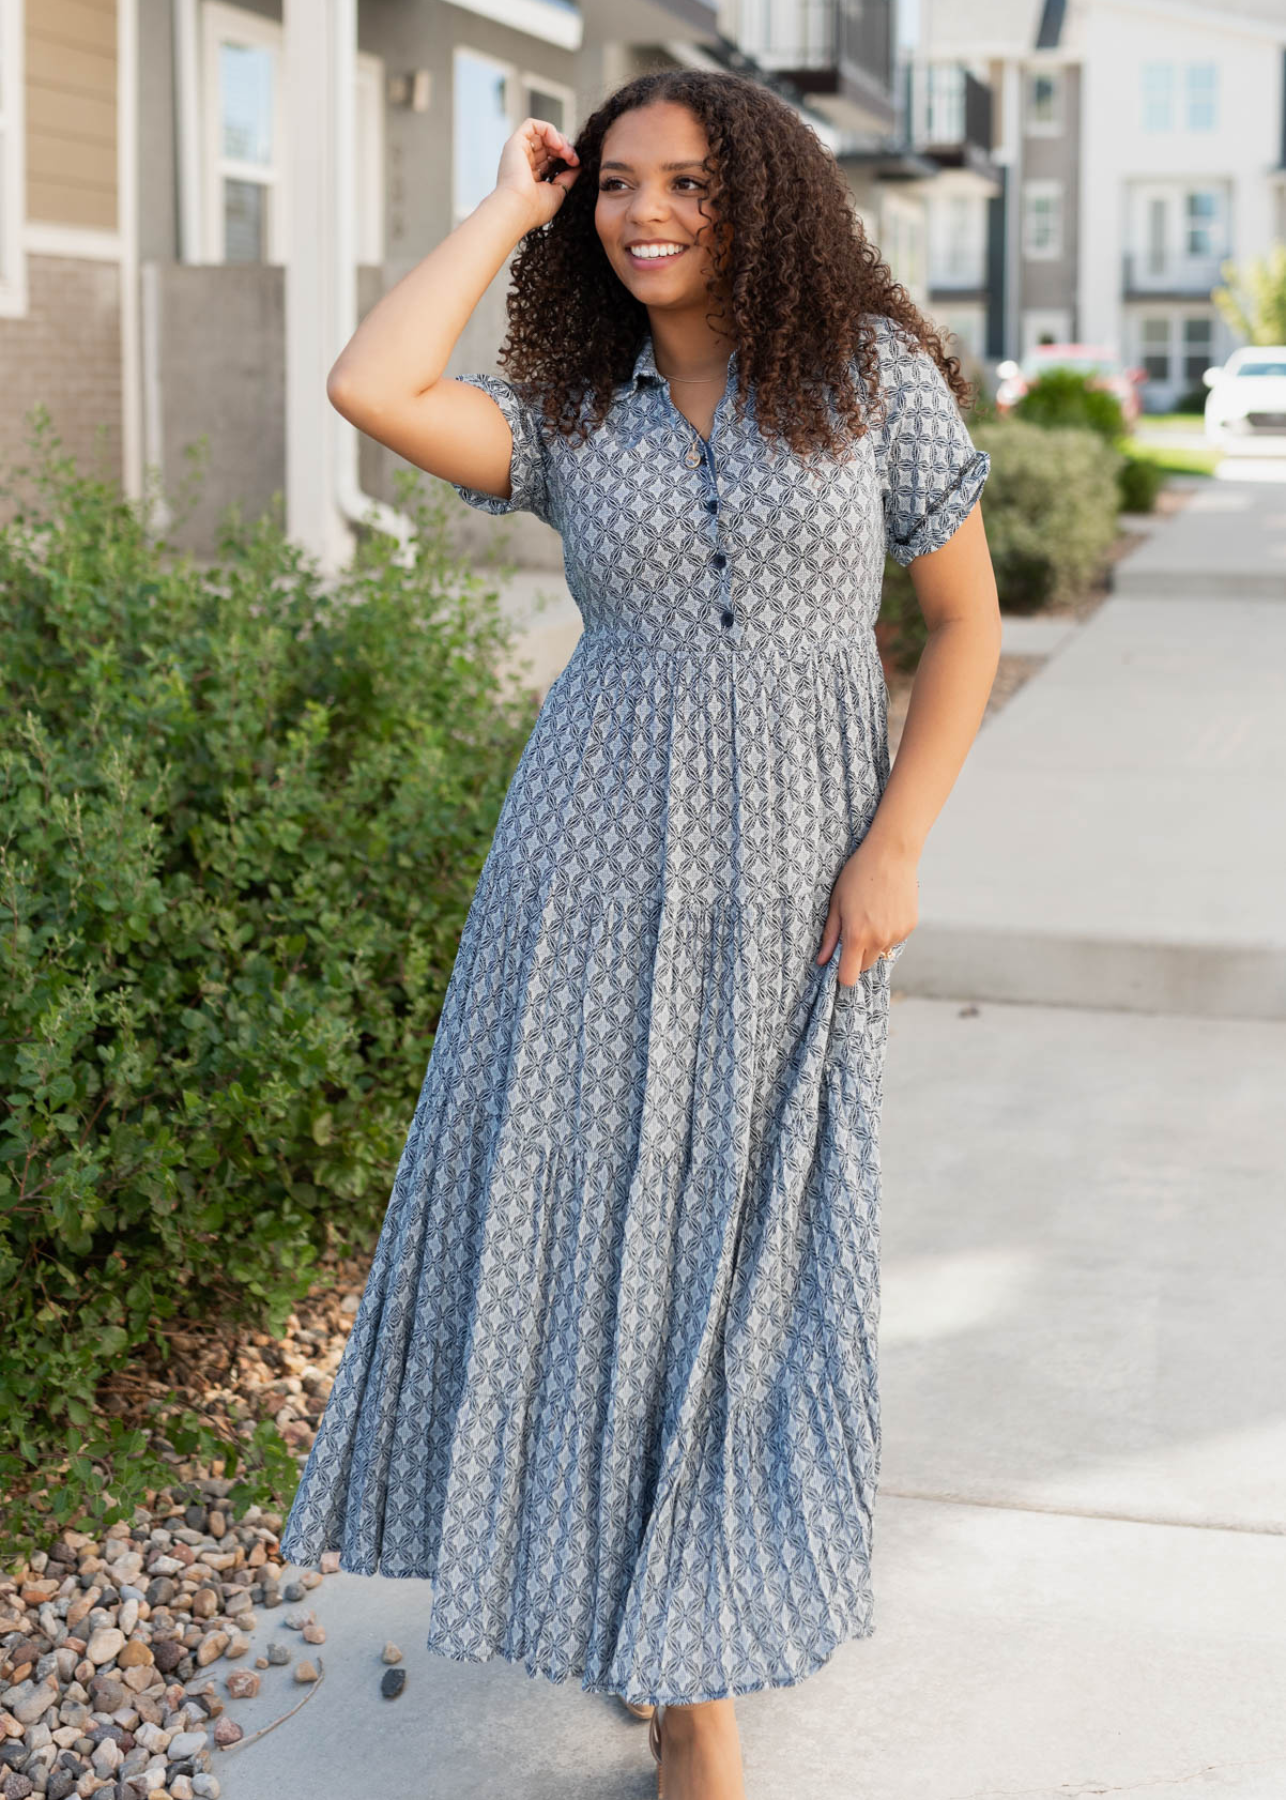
left=282, top=0, right=357, bottom=571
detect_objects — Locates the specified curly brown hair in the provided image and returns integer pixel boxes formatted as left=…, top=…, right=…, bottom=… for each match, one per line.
left=492, top=68, right=975, bottom=459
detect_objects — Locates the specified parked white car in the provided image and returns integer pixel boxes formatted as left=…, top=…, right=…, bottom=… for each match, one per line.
left=1203, top=347, right=1286, bottom=444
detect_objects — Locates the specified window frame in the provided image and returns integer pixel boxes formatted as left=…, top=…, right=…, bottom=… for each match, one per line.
left=521, top=70, right=575, bottom=138
left=201, top=2, right=289, bottom=265
left=451, top=47, right=576, bottom=228
left=1022, top=179, right=1063, bottom=261
left=0, top=0, right=27, bottom=320
left=453, top=46, right=516, bottom=229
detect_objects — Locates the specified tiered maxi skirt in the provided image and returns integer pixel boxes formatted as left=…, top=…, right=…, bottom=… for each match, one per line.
left=278, top=623, right=901, bottom=1705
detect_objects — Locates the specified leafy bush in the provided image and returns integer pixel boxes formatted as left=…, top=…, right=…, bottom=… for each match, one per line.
left=0, top=410, right=537, bottom=1554
left=971, top=418, right=1122, bottom=610
left=1013, top=367, right=1127, bottom=441
left=1118, top=453, right=1165, bottom=513
left=878, top=414, right=1123, bottom=656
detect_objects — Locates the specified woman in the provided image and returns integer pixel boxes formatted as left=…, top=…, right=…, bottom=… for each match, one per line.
left=279, top=69, right=1000, bottom=1799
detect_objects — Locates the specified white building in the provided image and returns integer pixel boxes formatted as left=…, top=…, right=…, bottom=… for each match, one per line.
left=915, top=0, right=1286, bottom=409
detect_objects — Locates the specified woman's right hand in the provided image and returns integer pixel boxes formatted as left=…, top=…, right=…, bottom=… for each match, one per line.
left=495, top=118, right=581, bottom=231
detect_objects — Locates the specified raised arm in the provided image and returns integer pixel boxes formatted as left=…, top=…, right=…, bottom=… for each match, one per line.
left=326, top=118, right=581, bottom=501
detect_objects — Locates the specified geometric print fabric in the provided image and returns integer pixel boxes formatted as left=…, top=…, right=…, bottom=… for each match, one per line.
left=278, top=311, right=991, bottom=1704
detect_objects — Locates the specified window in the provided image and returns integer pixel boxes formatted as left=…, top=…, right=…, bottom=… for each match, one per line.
left=0, top=0, right=26, bottom=319
left=1022, top=181, right=1062, bottom=259
left=1142, top=62, right=1173, bottom=132
left=454, top=50, right=512, bottom=224
left=453, top=51, right=575, bottom=224
left=525, top=83, right=567, bottom=133
left=922, top=64, right=965, bottom=143
left=1185, top=189, right=1220, bottom=256
left=200, top=5, right=383, bottom=266
left=1185, top=63, right=1217, bottom=131
left=202, top=6, right=285, bottom=262
left=1026, top=69, right=1061, bottom=133
left=1183, top=316, right=1213, bottom=382
left=1140, top=317, right=1170, bottom=382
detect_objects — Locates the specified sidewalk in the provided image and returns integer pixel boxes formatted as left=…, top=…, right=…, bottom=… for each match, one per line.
left=211, top=474, right=1286, bottom=1799
left=896, top=470, right=1286, bottom=1018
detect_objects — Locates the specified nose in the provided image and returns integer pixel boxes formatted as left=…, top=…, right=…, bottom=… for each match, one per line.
left=625, top=181, right=671, bottom=227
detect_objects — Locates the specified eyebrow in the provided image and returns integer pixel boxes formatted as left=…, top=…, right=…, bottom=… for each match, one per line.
left=599, top=159, right=707, bottom=172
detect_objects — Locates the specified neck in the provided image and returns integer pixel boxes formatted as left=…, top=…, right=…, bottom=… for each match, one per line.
left=647, top=310, right=736, bottom=382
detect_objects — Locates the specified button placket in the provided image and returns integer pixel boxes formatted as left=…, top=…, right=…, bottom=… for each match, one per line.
left=698, top=437, right=738, bottom=640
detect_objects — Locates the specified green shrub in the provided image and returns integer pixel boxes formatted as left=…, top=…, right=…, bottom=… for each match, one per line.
left=1013, top=367, right=1127, bottom=441
left=1173, top=383, right=1212, bottom=415
left=1118, top=453, right=1165, bottom=513
left=878, top=415, right=1122, bottom=653
left=972, top=418, right=1122, bottom=610
left=0, top=409, right=537, bottom=1555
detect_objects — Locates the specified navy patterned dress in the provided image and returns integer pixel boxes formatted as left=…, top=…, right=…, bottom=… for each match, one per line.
left=279, top=312, right=990, bottom=1705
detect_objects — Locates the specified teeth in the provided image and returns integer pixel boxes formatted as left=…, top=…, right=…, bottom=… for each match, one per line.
left=630, top=244, right=684, bottom=259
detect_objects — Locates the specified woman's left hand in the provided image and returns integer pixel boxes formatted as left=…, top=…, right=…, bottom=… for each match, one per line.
left=815, top=839, right=919, bottom=987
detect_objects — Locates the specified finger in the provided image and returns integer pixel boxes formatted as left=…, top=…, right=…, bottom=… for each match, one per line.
left=533, top=119, right=578, bottom=165
left=815, top=908, right=840, bottom=965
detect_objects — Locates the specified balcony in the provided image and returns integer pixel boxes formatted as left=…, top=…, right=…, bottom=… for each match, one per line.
left=1122, top=250, right=1228, bottom=299
left=726, top=0, right=897, bottom=135
left=906, top=63, right=1000, bottom=186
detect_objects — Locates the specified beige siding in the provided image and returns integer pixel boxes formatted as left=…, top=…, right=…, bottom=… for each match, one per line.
left=27, top=0, right=118, bottom=230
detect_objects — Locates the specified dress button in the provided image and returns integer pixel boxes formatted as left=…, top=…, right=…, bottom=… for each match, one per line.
left=711, top=551, right=727, bottom=569
left=705, top=498, right=718, bottom=513
left=721, top=610, right=735, bottom=628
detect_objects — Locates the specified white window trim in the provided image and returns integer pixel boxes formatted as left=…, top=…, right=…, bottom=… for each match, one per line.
left=1024, top=66, right=1062, bottom=137
left=1022, top=179, right=1063, bottom=260
left=201, top=2, right=290, bottom=264
left=0, top=0, right=28, bottom=320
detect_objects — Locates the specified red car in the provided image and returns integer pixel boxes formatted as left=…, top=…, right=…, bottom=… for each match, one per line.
left=994, top=343, right=1145, bottom=425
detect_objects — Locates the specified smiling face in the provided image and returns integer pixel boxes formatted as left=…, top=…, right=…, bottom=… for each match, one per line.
left=594, top=100, right=730, bottom=310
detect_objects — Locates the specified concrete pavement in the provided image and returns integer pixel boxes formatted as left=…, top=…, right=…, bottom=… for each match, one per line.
left=898, top=471, right=1286, bottom=1018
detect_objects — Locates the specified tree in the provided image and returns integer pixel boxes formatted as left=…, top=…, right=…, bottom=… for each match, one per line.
left=1212, top=245, right=1286, bottom=346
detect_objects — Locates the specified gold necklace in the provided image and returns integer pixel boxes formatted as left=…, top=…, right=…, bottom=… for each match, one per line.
left=656, top=362, right=731, bottom=466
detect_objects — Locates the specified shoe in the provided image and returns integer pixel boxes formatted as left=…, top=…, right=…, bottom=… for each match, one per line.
left=649, top=1703, right=666, bottom=1797
left=622, top=1697, right=656, bottom=1720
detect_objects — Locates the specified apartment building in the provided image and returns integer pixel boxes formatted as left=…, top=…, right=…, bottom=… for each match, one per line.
left=916, top=0, right=1286, bottom=411
left=1079, top=0, right=1286, bottom=411
left=2, top=0, right=978, bottom=565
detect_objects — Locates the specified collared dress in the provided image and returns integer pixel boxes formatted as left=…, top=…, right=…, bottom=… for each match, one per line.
left=278, top=312, right=991, bottom=1705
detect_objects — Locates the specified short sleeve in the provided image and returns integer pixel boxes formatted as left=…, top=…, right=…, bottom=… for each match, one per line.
left=448, top=371, right=557, bottom=530
left=864, top=317, right=990, bottom=566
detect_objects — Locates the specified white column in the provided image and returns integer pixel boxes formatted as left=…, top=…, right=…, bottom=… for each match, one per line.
left=283, top=0, right=356, bottom=572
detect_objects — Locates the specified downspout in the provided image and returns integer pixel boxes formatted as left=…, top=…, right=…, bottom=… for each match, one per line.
left=328, top=0, right=415, bottom=561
